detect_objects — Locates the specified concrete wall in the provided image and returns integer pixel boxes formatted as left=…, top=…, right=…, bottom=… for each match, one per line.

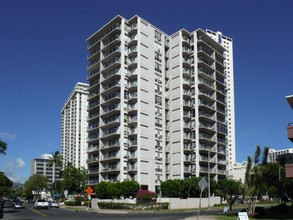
left=91, top=196, right=221, bottom=209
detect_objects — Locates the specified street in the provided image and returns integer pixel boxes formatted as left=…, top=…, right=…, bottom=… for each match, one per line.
left=1, top=201, right=200, bottom=220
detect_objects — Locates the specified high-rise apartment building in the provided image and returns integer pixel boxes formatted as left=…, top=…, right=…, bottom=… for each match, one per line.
left=86, top=15, right=235, bottom=190
left=205, top=30, right=236, bottom=168
left=31, top=154, right=62, bottom=187
left=61, top=82, right=89, bottom=169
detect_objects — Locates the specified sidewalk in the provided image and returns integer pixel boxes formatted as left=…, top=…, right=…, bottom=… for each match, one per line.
left=62, top=205, right=219, bottom=219
left=185, top=216, right=218, bottom=220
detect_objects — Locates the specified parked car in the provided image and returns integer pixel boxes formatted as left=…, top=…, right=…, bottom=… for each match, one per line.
left=34, top=199, right=49, bottom=209
left=0, top=197, right=4, bottom=216
left=235, top=198, right=244, bottom=204
left=12, top=199, right=20, bottom=207
left=14, top=201, right=25, bottom=209
left=50, top=201, right=59, bottom=208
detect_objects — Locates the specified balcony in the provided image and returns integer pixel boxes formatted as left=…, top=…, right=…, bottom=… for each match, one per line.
left=128, top=104, right=137, bottom=113
left=102, top=57, right=121, bottom=72
left=199, top=99, right=215, bottom=110
left=102, top=46, right=121, bottom=63
left=184, top=144, right=193, bottom=151
left=101, top=165, right=120, bottom=173
left=217, top=137, right=227, bottom=144
left=102, top=33, right=121, bottom=49
left=127, top=152, right=138, bottom=160
left=102, top=92, right=120, bottom=105
left=127, top=68, right=138, bottom=78
left=100, top=141, right=120, bottom=151
left=286, top=123, right=293, bottom=144
left=128, top=139, right=137, bottom=148
left=128, top=164, right=137, bottom=171
left=102, top=128, right=120, bottom=138
left=100, top=153, right=120, bottom=162
left=199, top=156, right=216, bottom=163
left=87, top=157, right=99, bottom=164
left=101, top=104, right=120, bottom=116
left=184, top=167, right=196, bottom=173
left=199, top=144, right=216, bottom=152
left=199, top=132, right=215, bottom=142
left=88, top=168, right=99, bottom=175
left=199, top=111, right=215, bottom=121
left=198, top=77, right=214, bottom=90
left=87, top=146, right=99, bottom=153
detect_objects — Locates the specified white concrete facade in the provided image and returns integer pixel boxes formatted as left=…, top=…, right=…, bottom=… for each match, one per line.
left=230, top=161, right=247, bottom=183
left=61, top=82, right=89, bottom=169
left=30, top=154, right=62, bottom=187
left=86, top=15, right=235, bottom=190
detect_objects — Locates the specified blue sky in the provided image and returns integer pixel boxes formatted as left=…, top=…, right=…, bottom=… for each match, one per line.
left=1, top=0, right=293, bottom=183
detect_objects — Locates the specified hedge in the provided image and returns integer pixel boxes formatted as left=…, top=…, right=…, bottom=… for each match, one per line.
left=98, top=202, right=169, bottom=210
left=64, top=201, right=76, bottom=206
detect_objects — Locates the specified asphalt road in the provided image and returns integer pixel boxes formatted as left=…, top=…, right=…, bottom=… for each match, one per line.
left=1, top=201, right=200, bottom=220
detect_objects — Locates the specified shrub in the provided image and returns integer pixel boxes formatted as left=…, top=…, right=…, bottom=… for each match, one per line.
left=74, top=196, right=85, bottom=205
left=64, top=201, right=76, bottom=206
left=85, top=201, right=91, bottom=207
left=213, top=203, right=228, bottom=207
left=136, top=190, right=158, bottom=204
left=97, top=202, right=169, bottom=210
left=98, top=202, right=136, bottom=209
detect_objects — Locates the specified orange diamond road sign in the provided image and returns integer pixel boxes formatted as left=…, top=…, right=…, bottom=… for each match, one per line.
left=86, top=187, right=93, bottom=195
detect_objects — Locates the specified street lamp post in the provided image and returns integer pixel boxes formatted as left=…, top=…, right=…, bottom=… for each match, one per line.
left=208, top=151, right=211, bottom=210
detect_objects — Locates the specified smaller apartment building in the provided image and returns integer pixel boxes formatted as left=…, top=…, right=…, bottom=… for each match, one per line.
left=30, top=154, right=62, bottom=187
left=268, top=148, right=293, bottom=163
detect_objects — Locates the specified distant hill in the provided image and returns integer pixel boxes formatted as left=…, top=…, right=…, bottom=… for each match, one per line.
left=13, top=182, right=24, bottom=190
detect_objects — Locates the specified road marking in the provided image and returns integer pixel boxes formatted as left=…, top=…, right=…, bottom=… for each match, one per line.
left=30, top=209, right=48, bottom=217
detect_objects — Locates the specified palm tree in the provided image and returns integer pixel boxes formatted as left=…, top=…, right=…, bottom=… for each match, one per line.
left=48, top=151, right=63, bottom=199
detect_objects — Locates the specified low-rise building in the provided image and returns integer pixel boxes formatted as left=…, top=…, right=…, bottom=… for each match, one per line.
left=30, top=154, right=62, bottom=187
left=268, top=148, right=293, bottom=163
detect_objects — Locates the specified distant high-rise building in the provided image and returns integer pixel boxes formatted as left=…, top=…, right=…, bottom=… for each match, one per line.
left=30, top=154, right=62, bottom=186
left=61, top=82, right=89, bottom=169
left=86, top=15, right=235, bottom=190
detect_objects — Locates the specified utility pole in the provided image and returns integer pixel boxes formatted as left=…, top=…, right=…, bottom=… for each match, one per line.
left=208, top=151, right=211, bottom=210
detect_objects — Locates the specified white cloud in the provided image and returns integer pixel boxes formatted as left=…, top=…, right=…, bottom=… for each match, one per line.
left=2, top=158, right=26, bottom=184
left=16, top=158, right=25, bottom=168
left=0, top=132, right=16, bottom=140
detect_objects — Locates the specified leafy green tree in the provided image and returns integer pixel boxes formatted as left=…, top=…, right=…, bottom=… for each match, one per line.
left=120, top=181, right=139, bottom=198
left=95, top=181, right=111, bottom=199
left=261, top=146, right=270, bottom=165
left=0, top=171, right=13, bottom=196
left=217, top=178, right=241, bottom=213
left=267, top=186, right=278, bottom=199
left=48, top=151, right=63, bottom=198
left=182, top=177, right=201, bottom=198
left=245, top=145, right=268, bottom=213
left=107, top=182, right=121, bottom=199
left=0, top=139, right=7, bottom=156
left=161, top=179, right=183, bottom=197
left=62, top=164, right=87, bottom=194
left=24, top=173, right=48, bottom=198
